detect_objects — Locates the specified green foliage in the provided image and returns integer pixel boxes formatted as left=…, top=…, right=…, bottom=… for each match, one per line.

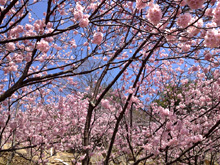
left=154, top=80, right=193, bottom=110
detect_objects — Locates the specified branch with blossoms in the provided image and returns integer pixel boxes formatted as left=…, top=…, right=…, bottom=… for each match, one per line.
left=1, top=0, right=220, bottom=164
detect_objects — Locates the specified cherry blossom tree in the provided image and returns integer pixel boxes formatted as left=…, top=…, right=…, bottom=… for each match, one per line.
left=1, top=0, right=220, bottom=164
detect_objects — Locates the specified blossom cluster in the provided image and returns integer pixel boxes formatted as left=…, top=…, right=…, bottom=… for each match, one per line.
left=36, top=40, right=50, bottom=53
left=92, top=32, right=103, bottom=45
left=136, top=0, right=147, bottom=10
left=204, top=29, right=220, bottom=48
left=147, top=4, right=162, bottom=25
left=6, top=42, right=16, bottom=51
left=185, top=0, right=205, bottom=9
left=213, top=2, right=220, bottom=26
left=74, top=2, right=89, bottom=28
left=177, top=13, right=192, bottom=28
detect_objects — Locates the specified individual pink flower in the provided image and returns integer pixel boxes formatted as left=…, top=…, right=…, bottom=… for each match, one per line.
left=147, top=4, right=162, bottom=25
left=185, top=0, right=205, bottom=10
left=36, top=40, right=50, bottom=53
left=177, top=13, right=192, bottom=28
left=192, top=65, right=198, bottom=72
left=25, top=24, right=33, bottom=30
left=74, top=10, right=83, bottom=21
left=46, top=22, right=53, bottom=29
left=103, top=56, right=108, bottom=61
left=73, top=30, right=78, bottom=35
left=16, top=25, right=24, bottom=33
left=136, top=0, right=147, bottom=10
left=79, top=18, right=89, bottom=28
left=70, top=39, right=77, bottom=48
left=101, top=99, right=110, bottom=109
left=204, top=53, right=212, bottom=61
left=76, top=2, right=84, bottom=11
left=179, top=43, right=191, bottom=52
left=161, top=108, right=170, bottom=116
left=92, top=32, right=103, bottom=45
left=127, top=88, right=134, bottom=94
left=6, top=42, right=16, bottom=51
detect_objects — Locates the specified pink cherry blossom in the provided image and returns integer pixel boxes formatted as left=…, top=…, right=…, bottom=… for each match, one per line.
left=160, top=108, right=170, bottom=116
left=101, top=99, right=110, bottom=109
left=185, top=0, right=205, bottom=9
left=103, top=56, right=108, bottom=61
left=204, top=29, right=220, bottom=48
left=92, top=32, right=103, bottom=45
left=213, top=2, right=220, bottom=26
left=6, top=42, right=16, bottom=51
left=147, top=4, right=162, bottom=25
left=79, top=18, right=89, bottom=28
left=136, top=0, right=147, bottom=10
left=36, top=40, right=50, bottom=53
left=74, top=10, right=83, bottom=21
left=177, top=13, right=192, bottom=28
